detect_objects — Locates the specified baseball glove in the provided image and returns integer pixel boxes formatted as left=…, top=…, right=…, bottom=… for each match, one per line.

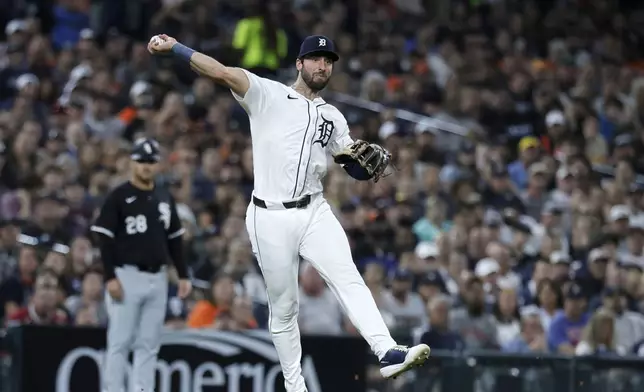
left=333, top=140, right=392, bottom=182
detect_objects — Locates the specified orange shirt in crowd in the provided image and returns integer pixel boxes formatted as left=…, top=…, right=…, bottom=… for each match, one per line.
left=186, top=300, right=259, bottom=329
left=186, top=300, right=226, bottom=328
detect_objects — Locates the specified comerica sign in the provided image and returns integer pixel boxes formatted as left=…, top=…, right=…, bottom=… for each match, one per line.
left=55, top=346, right=321, bottom=392
left=7, top=326, right=366, bottom=392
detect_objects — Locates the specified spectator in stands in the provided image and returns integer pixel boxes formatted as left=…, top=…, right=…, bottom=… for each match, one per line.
left=486, top=242, right=521, bottom=291
left=416, top=270, right=445, bottom=306
left=575, top=309, right=622, bottom=356
left=521, top=163, right=550, bottom=220
left=419, top=295, right=464, bottom=350
left=187, top=273, right=235, bottom=329
left=503, top=307, right=548, bottom=354
left=534, top=279, right=564, bottom=332
left=626, top=186, right=644, bottom=220
left=67, top=236, right=94, bottom=293
left=6, top=268, right=69, bottom=326
left=444, top=251, right=467, bottom=297
left=474, top=257, right=500, bottom=306
left=450, top=277, right=498, bottom=350
left=74, top=303, right=101, bottom=326
left=412, top=196, right=451, bottom=243
left=617, top=256, right=644, bottom=311
left=531, top=202, right=568, bottom=255
left=481, top=166, right=525, bottom=213
left=381, top=269, right=425, bottom=334
left=625, top=218, right=644, bottom=258
left=211, top=310, right=237, bottom=331
left=64, top=268, right=107, bottom=325
left=42, top=247, right=67, bottom=279
left=578, top=248, right=610, bottom=301
left=438, top=141, right=477, bottom=190
left=230, top=296, right=258, bottom=330
left=600, top=287, right=644, bottom=352
left=298, top=262, right=343, bottom=335
left=549, top=251, right=572, bottom=284
left=548, top=282, right=590, bottom=354
left=508, top=136, right=542, bottom=191
left=0, top=219, right=19, bottom=283
left=361, top=262, right=395, bottom=328
left=494, top=287, right=522, bottom=348
left=232, top=0, right=287, bottom=78
left=0, top=243, right=38, bottom=321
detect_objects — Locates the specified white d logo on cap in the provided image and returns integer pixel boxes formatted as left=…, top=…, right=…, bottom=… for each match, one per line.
left=318, top=38, right=326, bottom=47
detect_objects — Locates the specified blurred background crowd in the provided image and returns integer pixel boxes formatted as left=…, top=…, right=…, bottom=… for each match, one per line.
left=4, top=0, right=644, bottom=388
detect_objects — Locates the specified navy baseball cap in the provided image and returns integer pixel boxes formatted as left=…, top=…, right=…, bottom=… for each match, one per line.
left=298, top=35, right=339, bottom=62
left=565, top=282, right=586, bottom=299
left=392, top=269, right=413, bottom=281
left=131, top=138, right=161, bottom=163
left=420, top=271, right=445, bottom=287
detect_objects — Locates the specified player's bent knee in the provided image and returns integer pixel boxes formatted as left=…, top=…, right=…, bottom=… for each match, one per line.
left=269, top=305, right=299, bottom=332
left=270, top=317, right=299, bottom=334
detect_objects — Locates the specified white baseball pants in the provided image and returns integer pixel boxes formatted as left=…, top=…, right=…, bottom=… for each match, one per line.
left=246, top=193, right=396, bottom=392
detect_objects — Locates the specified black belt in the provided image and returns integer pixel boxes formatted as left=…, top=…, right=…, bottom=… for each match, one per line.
left=124, top=264, right=163, bottom=273
left=253, top=195, right=312, bottom=209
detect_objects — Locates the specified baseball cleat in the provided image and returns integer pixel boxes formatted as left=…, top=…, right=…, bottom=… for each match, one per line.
left=379, top=344, right=431, bottom=379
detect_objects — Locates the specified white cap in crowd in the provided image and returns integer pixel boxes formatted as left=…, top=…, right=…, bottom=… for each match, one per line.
left=475, top=257, right=500, bottom=278
left=609, top=205, right=630, bottom=222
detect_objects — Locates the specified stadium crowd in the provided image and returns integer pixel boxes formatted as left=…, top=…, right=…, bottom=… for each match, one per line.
left=4, top=1, right=644, bottom=385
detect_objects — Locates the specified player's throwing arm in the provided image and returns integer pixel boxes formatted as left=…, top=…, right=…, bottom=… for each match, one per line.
left=148, top=34, right=250, bottom=99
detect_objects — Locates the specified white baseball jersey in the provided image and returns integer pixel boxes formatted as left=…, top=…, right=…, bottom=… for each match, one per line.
left=231, top=69, right=354, bottom=201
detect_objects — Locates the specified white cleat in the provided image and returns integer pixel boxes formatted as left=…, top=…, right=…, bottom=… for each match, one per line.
left=379, top=344, right=431, bottom=379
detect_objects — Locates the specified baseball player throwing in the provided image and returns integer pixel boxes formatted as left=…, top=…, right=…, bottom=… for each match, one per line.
left=148, top=33, right=430, bottom=391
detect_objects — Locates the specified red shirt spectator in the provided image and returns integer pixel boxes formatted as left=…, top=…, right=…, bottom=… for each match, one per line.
left=6, top=269, right=69, bottom=326
left=6, top=303, right=69, bottom=326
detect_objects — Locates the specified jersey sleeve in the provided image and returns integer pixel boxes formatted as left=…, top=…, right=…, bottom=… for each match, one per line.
left=166, top=196, right=188, bottom=279
left=91, top=192, right=119, bottom=239
left=328, top=116, right=354, bottom=157
left=230, top=69, right=274, bottom=116
left=167, top=198, right=185, bottom=239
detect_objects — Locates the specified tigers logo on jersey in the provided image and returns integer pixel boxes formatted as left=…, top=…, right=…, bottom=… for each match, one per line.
left=158, top=202, right=171, bottom=229
left=313, top=115, right=334, bottom=148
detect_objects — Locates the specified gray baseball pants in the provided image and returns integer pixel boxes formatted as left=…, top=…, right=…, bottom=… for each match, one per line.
left=103, top=265, right=168, bottom=392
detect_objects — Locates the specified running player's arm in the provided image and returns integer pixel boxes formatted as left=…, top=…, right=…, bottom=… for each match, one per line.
left=90, top=191, right=120, bottom=282
left=166, top=196, right=188, bottom=279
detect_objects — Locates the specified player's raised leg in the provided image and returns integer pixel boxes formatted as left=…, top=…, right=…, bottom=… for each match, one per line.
left=246, top=204, right=307, bottom=392
left=299, top=201, right=430, bottom=379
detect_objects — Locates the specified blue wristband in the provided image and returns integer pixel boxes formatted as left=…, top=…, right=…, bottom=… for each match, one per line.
left=171, top=43, right=195, bottom=62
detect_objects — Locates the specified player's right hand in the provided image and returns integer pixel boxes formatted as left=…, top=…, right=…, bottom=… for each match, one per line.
left=147, top=34, right=177, bottom=55
left=106, top=278, right=124, bottom=302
